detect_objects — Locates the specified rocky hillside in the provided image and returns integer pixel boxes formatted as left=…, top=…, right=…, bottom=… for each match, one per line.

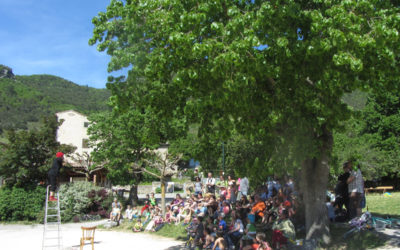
left=0, top=65, right=15, bottom=79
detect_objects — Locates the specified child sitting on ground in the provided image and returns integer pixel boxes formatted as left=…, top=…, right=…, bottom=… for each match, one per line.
left=125, top=205, right=134, bottom=221
left=212, top=230, right=227, bottom=250
left=222, top=201, right=230, bottom=216
left=153, top=212, right=165, bottom=232
left=132, top=217, right=143, bottom=232
left=164, top=205, right=174, bottom=224
left=145, top=211, right=157, bottom=231
left=142, top=207, right=152, bottom=225
left=197, top=202, right=208, bottom=217
left=132, top=205, right=139, bottom=219
left=271, top=209, right=295, bottom=249
left=255, top=233, right=272, bottom=250
left=203, top=227, right=215, bottom=249
left=176, top=205, right=189, bottom=225
left=240, top=217, right=257, bottom=249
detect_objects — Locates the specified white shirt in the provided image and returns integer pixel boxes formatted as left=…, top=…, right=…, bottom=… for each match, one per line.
left=348, top=169, right=364, bottom=193
left=239, top=177, right=249, bottom=193
left=206, top=177, right=215, bottom=186
left=125, top=209, right=133, bottom=219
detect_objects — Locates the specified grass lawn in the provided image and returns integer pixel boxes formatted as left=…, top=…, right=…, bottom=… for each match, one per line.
left=98, top=219, right=187, bottom=241
left=363, top=192, right=400, bottom=217
left=149, top=222, right=187, bottom=240
left=325, top=224, right=387, bottom=250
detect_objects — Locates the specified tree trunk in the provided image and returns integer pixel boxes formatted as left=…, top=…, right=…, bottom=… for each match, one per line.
left=128, top=184, right=139, bottom=206
left=161, top=179, right=166, bottom=216
left=301, top=129, right=332, bottom=246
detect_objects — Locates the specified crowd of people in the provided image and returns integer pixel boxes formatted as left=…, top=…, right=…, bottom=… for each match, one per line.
left=116, top=172, right=299, bottom=250
left=111, top=160, right=364, bottom=250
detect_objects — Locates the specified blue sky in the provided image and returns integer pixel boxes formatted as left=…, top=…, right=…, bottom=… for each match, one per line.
left=0, top=0, right=120, bottom=89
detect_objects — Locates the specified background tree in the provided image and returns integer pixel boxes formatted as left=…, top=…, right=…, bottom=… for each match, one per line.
left=134, top=152, right=180, bottom=215
left=88, top=109, right=158, bottom=205
left=0, top=116, right=74, bottom=188
left=67, top=152, right=104, bottom=182
left=91, top=0, right=400, bottom=243
left=88, top=106, right=185, bottom=205
left=332, top=89, right=400, bottom=183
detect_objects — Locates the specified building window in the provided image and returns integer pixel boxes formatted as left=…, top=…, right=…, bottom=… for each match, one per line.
left=84, top=122, right=90, bottom=128
left=82, top=139, right=90, bottom=148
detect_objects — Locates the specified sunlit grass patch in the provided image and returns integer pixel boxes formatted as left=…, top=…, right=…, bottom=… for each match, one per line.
left=364, top=192, right=400, bottom=217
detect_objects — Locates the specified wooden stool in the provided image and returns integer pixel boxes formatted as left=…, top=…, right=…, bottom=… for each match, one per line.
left=80, top=226, right=96, bottom=250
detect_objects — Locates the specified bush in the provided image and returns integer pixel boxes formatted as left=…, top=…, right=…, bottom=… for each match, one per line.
left=58, top=182, right=111, bottom=222
left=155, top=187, right=161, bottom=194
left=185, top=169, right=196, bottom=181
left=0, top=186, right=46, bottom=221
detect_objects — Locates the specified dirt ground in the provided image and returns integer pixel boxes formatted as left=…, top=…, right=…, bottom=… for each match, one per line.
left=0, top=220, right=184, bottom=250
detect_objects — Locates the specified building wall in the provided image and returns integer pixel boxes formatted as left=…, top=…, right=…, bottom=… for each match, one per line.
left=56, top=110, right=93, bottom=155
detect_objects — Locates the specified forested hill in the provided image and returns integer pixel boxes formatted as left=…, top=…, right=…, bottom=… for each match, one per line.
left=0, top=65, right=110, bottom=132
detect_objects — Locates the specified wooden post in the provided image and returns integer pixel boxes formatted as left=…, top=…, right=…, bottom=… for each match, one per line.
left=93, top=174, right=97, bottom=185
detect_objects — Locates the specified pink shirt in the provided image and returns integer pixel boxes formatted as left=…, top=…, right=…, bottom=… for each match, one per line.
left=223, top=205, right=230, bottom=215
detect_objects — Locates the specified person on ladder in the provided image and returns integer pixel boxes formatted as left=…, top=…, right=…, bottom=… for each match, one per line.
left=48, top=152, right=64, bottom=201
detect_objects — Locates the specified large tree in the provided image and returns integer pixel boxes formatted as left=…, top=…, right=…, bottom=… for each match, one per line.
left=88, top=107, right=185, bottom=205
left=88, top=109, right=159, bottom=205
left=90, top=0, right=400, bottom=242
left=0, top=116, right=74, bottom=188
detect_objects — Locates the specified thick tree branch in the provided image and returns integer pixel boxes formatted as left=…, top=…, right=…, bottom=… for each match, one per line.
left=134, top=168, right=161, bottom=179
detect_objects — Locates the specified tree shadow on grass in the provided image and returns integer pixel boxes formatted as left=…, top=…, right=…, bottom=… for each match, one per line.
left=372, top=229, right=400, bottom=249
left=327, top=223, right=400, bottom=250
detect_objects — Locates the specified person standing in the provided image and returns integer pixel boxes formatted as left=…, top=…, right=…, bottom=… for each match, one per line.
left=47, top=152, right=64, bottom=201
left=334, top=164, right=351, bottom=218
left=238, top=176, right=249, bottom=201
left=206, top=172, right=216, bottom=194
left=266, top=177, right=274, bottom=199
left=228, top=182, right=237, bottom=204
left=347, top=161, right=364, bottom=219
left=194, top=176, right=203, bottom=195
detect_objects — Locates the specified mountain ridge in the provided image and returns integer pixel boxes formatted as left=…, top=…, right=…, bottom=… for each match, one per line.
left=0, top=65, right=110, bottom=132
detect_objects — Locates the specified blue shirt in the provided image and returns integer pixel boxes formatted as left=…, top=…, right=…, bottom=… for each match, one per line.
left=219, top=219, right=227, bottom=231
left=197, top=206, right=207, bottom=214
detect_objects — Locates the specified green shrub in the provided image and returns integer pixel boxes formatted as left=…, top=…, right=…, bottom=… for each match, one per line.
left=0, top=188, right=12, bottom=221
left=155, top=187, right=161, bottom=194
left=58, top=182, right=111, bottom=222
left=0, top=186, right=46, bottom=221
left=185, top=169, right=196, bottom=181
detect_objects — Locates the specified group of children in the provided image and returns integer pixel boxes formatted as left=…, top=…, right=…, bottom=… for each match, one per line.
left=117, top=176, right=298, bottom=250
